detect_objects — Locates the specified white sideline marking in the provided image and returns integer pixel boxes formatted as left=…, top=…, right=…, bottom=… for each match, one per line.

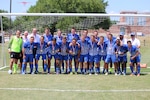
left=0, top=66, right=7, bottom=70
left=0, top=88, right=150, bottom=92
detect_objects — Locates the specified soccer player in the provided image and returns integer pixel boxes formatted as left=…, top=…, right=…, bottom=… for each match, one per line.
left=127, top=40, right=141, bottom=76
left=105, top=33, right=117, bottom=75
left=82, top=30, right=90, bottom=41
left=93, top=31, right=100, bottom=42
left=48, top=38, right=61, bottom=74
left=35, top=36, right=48, bottom=73
left=43, top=27, right=53, bottom=70
left=78, top=35, right=89, bottom=74
left=97, top=36, right=107, bottom=74
left=8, top=30, right=23, bottom=74
left=88, top=35, right=99, bottom=75
left=114, top=38, right=128, bottom=75
left=60, top=37, right=69, bottom=74
left=28, top=28, right=41, bottom=73
left=67, top=27, right=80, bottom=43
left=22, top=36, right=35, bottom=74
left=68, top=38, right=80, bottom=74
left=55, top=29, right=63, bottom=45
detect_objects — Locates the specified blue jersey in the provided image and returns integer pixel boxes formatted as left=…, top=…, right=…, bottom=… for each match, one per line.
left=114, top=45, right=128, bottom=57
left=36, top=42, right=48, bottom=54
left=60, top=42, right=69, bottom=56
left=49, top=43, right=60, bottom=55
left=43, top=34, right=53, bottom=43
left=67, top=33, right=80, bottom=43
left=69, top=44, right=80, bottom=56
left=104, top=36, right=116, bottom=43
left=98, top=42, right=107, bottom=56
left=128, top=46, right=139, bottom=57
left=85, top=36, right=90, bottom=42
left=23, top=42, right=35, bottom=55
left=78, top=40, right=89, bottom=55
left=55, top=36, right=63, bottom=45
left=106, top=40, right=116, bottom=55
left=88, top=41, right=99, bottom=56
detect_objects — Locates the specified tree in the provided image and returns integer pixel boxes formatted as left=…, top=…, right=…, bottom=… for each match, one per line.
left=13, top=0, right=110, bottom=32
left=0, top=10, right=11, bottom=31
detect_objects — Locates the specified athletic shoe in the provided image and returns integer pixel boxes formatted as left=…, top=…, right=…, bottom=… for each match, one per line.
left=74, top=72, right=78, bottom=75
left=8, top=70, right=12, bottom=74
left=105, top=72, right=108, bottom=75
left=137, top=74, right=140, bottom=77
left=115, top=73, right=118, bottom=76
left=70, top=72, right=73, bottom=75
left=89, top=73, right=92, bottom=75
left=95, top=73, right=98, bottom=75
left=130, top=73, right=134, bottom=76
left=22, top=72, right=25, bottom=75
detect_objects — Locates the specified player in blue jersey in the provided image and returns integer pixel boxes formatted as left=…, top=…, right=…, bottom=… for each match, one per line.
left=67, top=27, right=80, bottom=43
left=43, top=27, right=53, bottom=70
left=94, top=31, right=100, bottom=42
left=59, top=37, right=69, bottom=74
left=69, top=38, right=80, bottom=74
left=48, top=38, right=61, bottom=74
left=22, top=36, right=35, bottom=74
left=105, top=33, right=117, bottom=75
left=97, top=36, right=108, bottom=74
left=88, top=35, right=100, bottom=75
left=82, top=30, right=90, bottom=41
left=35, top=36, right=48, bottom=74
left=127, top=40, right=141, bottom=76
left=114, top=38, right=128, bottom=75
left=55, top=30, right=63, bottom=45
left=78, top=35, right=89, bottom=74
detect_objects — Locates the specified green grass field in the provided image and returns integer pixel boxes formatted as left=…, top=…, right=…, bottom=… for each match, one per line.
left=0, top=36, right=150, bottom=100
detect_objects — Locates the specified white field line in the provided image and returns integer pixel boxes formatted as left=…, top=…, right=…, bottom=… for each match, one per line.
left=0, top=88, right=150, bottom=93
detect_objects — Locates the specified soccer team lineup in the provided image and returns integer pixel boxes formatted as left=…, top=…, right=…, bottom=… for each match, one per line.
left=8, top=27, right=141, bottom=76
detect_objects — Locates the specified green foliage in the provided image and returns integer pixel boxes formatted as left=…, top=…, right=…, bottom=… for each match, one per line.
left=13, top=0, right=110, bottom=32
left=0, top=10, right=11, bottom=30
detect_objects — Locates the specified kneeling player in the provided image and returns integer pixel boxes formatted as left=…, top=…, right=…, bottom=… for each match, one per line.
left=35, top=36, right=48, bottom=73
left=22, top=36, right=35, bottom=74
left=69, top=38, right=80, bottom=74
left=78, top=35, right=89, bottom=74
left=127, top=40, right=141, bottom=76
left=48, top=38, right=61, bottom=74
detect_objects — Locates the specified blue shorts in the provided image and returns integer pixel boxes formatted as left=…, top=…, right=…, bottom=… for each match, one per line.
left=60, top=55, right=68, bottom=61
left=130, top=56, right=140, bottom=63
left=35, top=54, right=47, bottom=60
left=23, top=54, right=34, bottom=62
left=69, top=55, right=78, bottom=60
left=79, top=55, right=88, bottom=62
left=105, top=54, right=116, bottom=63
left=99, top=55, right=107, bottom=61
left=48, top=53, right=60, bottom=59
left=118, top=56, right=127, bottom=62
left=89, top=55, right=99, bottom=63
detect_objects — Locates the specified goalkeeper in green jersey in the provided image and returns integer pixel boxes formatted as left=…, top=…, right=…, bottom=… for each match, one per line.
left=8, top=30, right=23, bottom=74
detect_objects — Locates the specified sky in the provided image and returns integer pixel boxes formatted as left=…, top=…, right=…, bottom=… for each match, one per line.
left=0, top=0, right=150, bottom=13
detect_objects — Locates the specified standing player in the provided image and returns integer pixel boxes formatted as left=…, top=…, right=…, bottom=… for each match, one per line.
left=78, top=35, right=89, bottom=74
left=35, top=36, right=48, bottom=73
left=67, top=27, right=80, bottom=43
left=82, top=30, right=90, bottom=41
left=68, top=38, right=80, bottom=74
left=48, top=38, right=61, bottom=74
left=127, top=40, right=141, bottom=76
left=43, top=28, right=53, bottom=71
left=22, top=36, right=35, bottom=74
left=98, top=36, right=107, bottom=74
left=114, top=38, right=128, bottom=75
left=88, top=35, right=99, bottom=75
left=60, top=37, right=69, bottom=74
left=55, top=30, right=63, bottom=44
left=8, top=30, right=23, bottom=74
left=105, top=33, right=117, bottom=75
left=28, top=28, right=40, bottom=73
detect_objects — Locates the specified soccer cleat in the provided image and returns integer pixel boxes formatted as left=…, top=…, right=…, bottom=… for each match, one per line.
left=105, top=72, right=108, bottom=75
left=95, top=73, right=98, bottom=75
left=137, top=74, right=140, bottom=77
left=130, top=73, right=134, bottom=76
left=8, top=70, right=12, bottom=74
left=70, top=72, right=73, bottom=75
left=115, top=73, right=118, bottom=76
left=89, top=73, right=92, bottom=75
